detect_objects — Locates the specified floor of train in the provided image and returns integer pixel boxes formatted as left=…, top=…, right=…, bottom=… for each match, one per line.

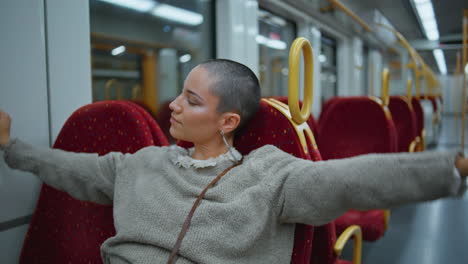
left=342, top=122, right=468, bottom=263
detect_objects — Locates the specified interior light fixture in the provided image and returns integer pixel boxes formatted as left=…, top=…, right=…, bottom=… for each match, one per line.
left=411, top=0, right=440, bottom=41
left=98, top=0, right=155, bottom=12
left=433, top=49, right=447, bottom=75
left=151, top=4, right=203, bottom=26
left=256, top=35, right=287, bottom=50
left=111, top=45, right=126, bottom=56
left=319, top=54, right=327, bottom=63
left=179, top=54, right=192, bottom=63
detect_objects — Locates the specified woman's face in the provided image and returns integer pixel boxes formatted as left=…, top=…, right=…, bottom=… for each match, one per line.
left=169, top=66, right=223, bottom=144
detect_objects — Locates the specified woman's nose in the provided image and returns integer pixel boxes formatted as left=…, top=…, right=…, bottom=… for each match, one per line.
left=169, top=96, right=182, bottom=113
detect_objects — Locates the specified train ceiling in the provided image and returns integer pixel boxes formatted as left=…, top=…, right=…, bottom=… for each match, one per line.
left=368, top=0, right=467, bottom=74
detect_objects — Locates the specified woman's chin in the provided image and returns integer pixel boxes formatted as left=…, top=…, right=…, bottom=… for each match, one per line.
left=169, top=127, right=184, bottom=141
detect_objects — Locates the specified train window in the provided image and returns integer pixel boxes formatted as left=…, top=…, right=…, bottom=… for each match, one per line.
left=258, top=9, right=297, bottom=97
left=320, top=34, right=337, bottom=104
left=89, top=0, right=214, bottom=116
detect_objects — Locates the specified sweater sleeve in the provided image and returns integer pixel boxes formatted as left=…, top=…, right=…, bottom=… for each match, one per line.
left=255, top=146, right=462, bottom=226
left=1, top=138, right=125, bottom=205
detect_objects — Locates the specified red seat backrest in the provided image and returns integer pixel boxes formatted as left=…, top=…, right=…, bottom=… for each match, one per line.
left=389, top=96, right=418, bottom=152
left=318, top=97, right=398, bottom=160
left=20, top=101, right=169, bottom=264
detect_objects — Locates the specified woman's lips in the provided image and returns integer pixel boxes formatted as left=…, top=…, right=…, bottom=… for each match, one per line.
left=170, top=116, right=181, bottom=124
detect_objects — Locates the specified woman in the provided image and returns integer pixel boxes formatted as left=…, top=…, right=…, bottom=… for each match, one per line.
left=0, top=59, right=467, bottom=264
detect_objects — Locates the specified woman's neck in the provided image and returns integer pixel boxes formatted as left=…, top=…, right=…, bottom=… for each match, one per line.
left=192, top=137, right=234, bottom=160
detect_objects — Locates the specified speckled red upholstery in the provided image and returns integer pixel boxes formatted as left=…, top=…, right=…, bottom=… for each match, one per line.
left=317, top=97, right=398, bottom=242
left=272, top=96, right=320, bottom=142
left=20, top=101, right=169, bottom=264
left=389, top=96, right=418, bottom=152
left=411, top=98, right=424, bottom=138
left=124, top=101, right=169, bottom=146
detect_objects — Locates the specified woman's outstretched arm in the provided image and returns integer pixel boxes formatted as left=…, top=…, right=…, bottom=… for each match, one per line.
left=0, top=109, right=124, bottom=205
left=251, top=146, right=466, bottom=226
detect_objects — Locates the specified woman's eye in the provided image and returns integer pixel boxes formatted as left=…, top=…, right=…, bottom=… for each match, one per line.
left=187, top=99, right=197, bottom=105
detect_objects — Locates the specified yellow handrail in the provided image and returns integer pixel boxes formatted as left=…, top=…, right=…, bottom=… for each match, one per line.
left=288, top=37, right=314, bottom=124
left=328, top=0, right=372, bottom=32
left=375, top=23, right=422, bottom=98
left=406, top=78, right=413, bottom=102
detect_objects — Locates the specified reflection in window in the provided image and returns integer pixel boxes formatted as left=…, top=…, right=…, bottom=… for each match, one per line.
left=258, top=9, right=296, bottom=97
left=89, top=0, right=214, bottom=117
left=320, top=34, right=338, bottom=105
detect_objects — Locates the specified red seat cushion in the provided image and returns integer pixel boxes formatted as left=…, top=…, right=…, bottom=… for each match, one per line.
left=389, top=96, right=418, bottom=152
left=20, top=101, right=168, bottom=264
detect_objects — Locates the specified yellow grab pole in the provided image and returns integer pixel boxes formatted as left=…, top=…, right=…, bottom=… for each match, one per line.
left=462, top=10, right=467, bottom=150
left=381, top=68, right=390, bottom=108
left=142, top=51, right=158, bottom=116
left=456, top=51, right=461, bottom=145
left=406, top=78, right=413, bottom=102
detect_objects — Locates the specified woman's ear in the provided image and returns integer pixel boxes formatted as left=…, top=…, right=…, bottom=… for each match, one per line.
left=219, top=112, right=241, bottom=134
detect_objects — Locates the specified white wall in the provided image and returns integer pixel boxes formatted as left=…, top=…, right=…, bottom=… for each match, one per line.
left=46, top=0, right=92, bottom=142
left=0, top=1, right=91, bottom=263
left=216, top=0, right=259, bottom=76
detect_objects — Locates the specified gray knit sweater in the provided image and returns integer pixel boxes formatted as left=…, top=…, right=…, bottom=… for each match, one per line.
left=1, top=139, right=465, bottom=264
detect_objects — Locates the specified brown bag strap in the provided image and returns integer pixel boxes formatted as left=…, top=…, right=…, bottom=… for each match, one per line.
left=167, top=158, right=243, bottom=264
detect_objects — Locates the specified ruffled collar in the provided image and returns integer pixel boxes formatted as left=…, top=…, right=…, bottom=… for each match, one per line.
left=169, top=145, right=242, bottom=169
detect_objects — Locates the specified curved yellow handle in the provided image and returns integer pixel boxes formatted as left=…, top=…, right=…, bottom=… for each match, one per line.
left=381, top=68, right=390, bottom=107
left=288, top=37, right=314, bottom=124
left=334, top=225, right=362, bottom=264
left=105, top=79, right=123, bottom=100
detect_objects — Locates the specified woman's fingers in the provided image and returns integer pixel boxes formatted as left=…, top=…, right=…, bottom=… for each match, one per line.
left=0, top=109, right=11, bottom=146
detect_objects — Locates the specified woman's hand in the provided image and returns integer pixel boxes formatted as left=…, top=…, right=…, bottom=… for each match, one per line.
left=455, top=155, right=468, bottom=178
left=0, top=109, right=11, bottom=147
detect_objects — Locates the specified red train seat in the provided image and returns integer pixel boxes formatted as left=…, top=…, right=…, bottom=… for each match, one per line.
left=317, top=95, right=397, bottom=242
left=20, top=101, right=169, bottom=264
left=389, top=96, right=418, bottom=152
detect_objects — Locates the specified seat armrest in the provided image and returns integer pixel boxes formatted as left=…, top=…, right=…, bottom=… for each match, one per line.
left=334, top=225, right=362, bottom=264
